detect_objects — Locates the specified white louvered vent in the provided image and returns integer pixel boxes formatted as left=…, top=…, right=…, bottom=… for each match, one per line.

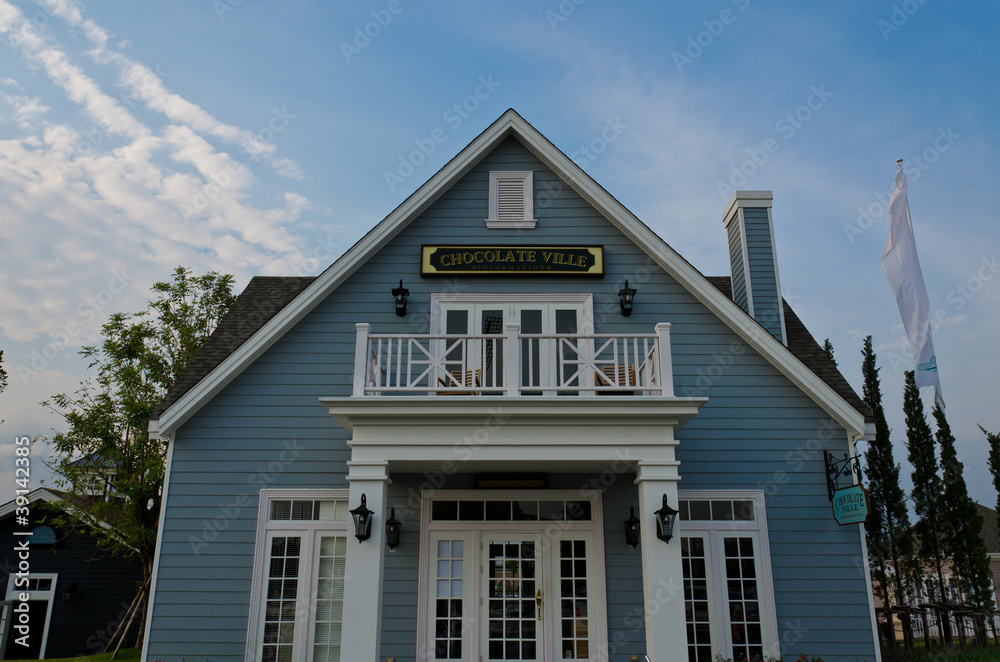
left=486, top=170, right=537, bottom=229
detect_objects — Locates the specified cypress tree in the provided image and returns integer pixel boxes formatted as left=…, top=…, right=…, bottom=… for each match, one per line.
left=823, top=338, right=837, bottom=366
left=904, top=371, right=952, bottom=640
left=985, top=426, right=1000, bottom=520
left=935, top=404, right=993, bottom=644
left=861, top=337, right=914, bottom=642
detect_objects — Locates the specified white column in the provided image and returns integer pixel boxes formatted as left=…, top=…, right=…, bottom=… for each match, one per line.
left=342, top=460, right=391, bottom=661
left=635, top=459, right=686, bottom=662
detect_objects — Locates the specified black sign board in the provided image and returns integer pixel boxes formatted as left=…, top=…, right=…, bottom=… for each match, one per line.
left=474, top=473, right=549, bottom=489
left=421, top=245, right=604, bottom=276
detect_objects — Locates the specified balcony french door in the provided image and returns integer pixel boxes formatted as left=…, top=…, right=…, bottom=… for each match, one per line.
left=437, top=301, right=586, bottom=395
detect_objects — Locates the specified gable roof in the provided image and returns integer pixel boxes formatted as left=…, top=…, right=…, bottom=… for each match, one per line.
left=150, top=109, right=870, bottom=438
left=0, top=487, right=65, bottom=520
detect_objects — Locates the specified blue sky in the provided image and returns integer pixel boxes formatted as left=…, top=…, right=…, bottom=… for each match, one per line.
left=0, top=0, right=998, bottom=508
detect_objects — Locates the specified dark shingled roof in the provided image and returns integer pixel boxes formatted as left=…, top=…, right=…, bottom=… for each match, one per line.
left=152, top=274, right=870, bottom=423
left=706, top=276, right=871, bottom=422
left=152, top=276, right=316, bottom=418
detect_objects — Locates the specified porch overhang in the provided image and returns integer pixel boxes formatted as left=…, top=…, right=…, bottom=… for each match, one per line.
left=319, top=395, right=707, bottom=472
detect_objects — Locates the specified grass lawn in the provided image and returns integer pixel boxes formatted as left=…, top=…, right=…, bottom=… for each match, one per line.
left=5, top=648, right=139, bottom=662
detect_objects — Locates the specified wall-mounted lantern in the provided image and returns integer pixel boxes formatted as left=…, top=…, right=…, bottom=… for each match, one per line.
left=385, top=508, right=402, bottom=550
left=350, top=494, right=374, bottom=543
left=618, top=280, right=637, bottom=317
left=624, top=506, right=640, bottom=548
left=63, top=583, right=76, bottom=604
left=653, top=495, right=678, bottom=543
left=392, top=280, right=409, bottom=317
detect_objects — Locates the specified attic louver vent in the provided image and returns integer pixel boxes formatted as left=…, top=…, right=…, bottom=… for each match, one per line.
left=486, top=170, right=537, bottom=229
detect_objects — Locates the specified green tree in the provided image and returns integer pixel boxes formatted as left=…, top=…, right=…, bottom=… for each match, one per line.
left=41, top=267, right=236, bottom=649
left=861, top=337, right=914, bottom=642
left=985, top=426, right=1000, bottom=518
left=903, top=371, right=952, bottom=640
left=934, top=404, right=993, bottom=640
left=823, top=338, right=837, bottom=366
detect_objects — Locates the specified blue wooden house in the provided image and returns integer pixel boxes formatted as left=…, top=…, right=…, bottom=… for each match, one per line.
left=142, top=110, right=878, bottom=662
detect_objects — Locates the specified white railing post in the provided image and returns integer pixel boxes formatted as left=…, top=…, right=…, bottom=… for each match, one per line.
left=655, top=323, right=673, bottom=397
left=353, top=323, right=371, bottom=397
left=504, top=323, right=520, bottom=396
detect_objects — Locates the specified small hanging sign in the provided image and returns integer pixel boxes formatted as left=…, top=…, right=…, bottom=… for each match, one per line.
left=831, top=485, right=870, bottom=526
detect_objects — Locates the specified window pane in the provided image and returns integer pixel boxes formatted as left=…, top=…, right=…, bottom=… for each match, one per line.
left=432, top=501, right=458, bottom=521
left=313, top=536, right=347, bottom=662
left=711, top=500, right=733, bottom=521
left=688, top=501, right=711, bottom=521
left=262, top=536, right=300, bottom=662
left=435, top=539, right=464, bottom=659
left=682, top=536, right=713, bottom=662
left=458, top=501, right=485, bottom=521
left=270, top=500, right=291, bottom=521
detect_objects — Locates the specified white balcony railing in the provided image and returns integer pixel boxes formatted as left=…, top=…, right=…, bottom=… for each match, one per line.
left=351, top=322, right=674, bottom=397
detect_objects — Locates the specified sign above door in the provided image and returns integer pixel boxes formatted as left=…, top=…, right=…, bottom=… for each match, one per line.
left=421, top=245, right=604, bottom=276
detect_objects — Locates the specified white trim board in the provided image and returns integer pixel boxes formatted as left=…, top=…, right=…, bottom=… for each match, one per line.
left=149, top=109, right=866, bottom=439
left=0, top=488, right=62, bottom=520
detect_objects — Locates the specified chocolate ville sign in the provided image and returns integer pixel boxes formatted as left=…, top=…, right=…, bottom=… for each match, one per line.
left=421, top=245, right=604, bottom=276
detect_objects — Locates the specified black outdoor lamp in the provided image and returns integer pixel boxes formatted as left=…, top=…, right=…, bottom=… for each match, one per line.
left=653, top=495, right=679, bottom=543
left=385, top=508, right=402, bottom=550
left=624, top=506, right=641, bottom=549
left=350, top=494, right=374, bottom=543
left=63, top=583, right=76, bottom=604
left=392, top=280, right=409, bottom=317
left=618, top=280, right=637, bottom=317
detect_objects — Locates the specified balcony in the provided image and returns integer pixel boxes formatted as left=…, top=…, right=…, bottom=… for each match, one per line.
left=351, top=322, right=674, bottom=398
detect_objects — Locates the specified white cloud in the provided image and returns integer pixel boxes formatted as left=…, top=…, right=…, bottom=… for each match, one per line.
left=272, top=157, right=306, bottom=181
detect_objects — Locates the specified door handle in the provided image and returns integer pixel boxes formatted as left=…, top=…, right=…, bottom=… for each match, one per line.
left=535, top=588, right=542, bottom=620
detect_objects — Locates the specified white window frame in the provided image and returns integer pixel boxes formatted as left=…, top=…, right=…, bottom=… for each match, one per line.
left=4, top=572, right=57, bottom=659
left=429, top=293, right=594, bottom=335
left=485, top=170, right=537, bottom=229
left=244, top=489, right=351, bottom=662
left=415, top=489, right=608, bottom=662
left=677, top=490, right=779, bottom=661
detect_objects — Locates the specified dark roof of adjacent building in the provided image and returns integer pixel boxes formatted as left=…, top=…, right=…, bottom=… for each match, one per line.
left=152, top=276, right=316, bottom=418
left=152, top=274, right=870, bottom=422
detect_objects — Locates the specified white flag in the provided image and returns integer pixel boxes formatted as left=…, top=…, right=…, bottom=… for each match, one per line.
left=881, top=161, right=943, bottom=405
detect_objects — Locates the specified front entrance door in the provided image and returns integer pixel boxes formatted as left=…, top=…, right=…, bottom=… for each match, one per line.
left=422, top=492, right=605, bottom=662
left=481, top=531, right=595, bottom=661
left=482, top=533, right=542, bottom=661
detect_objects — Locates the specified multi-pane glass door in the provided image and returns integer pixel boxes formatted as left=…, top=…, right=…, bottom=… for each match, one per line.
left=483, top=534, right=542, bottom=661
left=438, top=302, right=584, bottom=394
